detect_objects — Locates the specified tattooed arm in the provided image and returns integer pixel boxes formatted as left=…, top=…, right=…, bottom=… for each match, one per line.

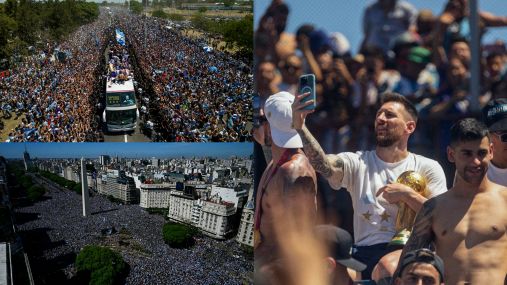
left=291, top=93, right=345, bottom=187
left=392, top=198, right=437, bottom=282
left=296, top=125, right=345, bottom=183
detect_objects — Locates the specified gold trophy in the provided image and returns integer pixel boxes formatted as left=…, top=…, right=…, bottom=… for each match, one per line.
left=390, top=171, right=428, bottom=246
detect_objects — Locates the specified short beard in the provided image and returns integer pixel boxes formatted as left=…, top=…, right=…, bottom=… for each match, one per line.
left=375, top=135, right=397, bottom=147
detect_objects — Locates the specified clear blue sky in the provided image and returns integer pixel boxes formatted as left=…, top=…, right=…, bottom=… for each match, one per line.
left=0, top=143, right=253, bottom=159
left=254, top=0, right=507, bottom=54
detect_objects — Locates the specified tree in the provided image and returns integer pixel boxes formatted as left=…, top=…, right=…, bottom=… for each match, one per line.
left=223, top=0, right=234, bottom=8
left=162, top=222, right=197, bottom=248
left=129, top=0, right=143, bottom=14
left=198, top=6, right=207, bottom=13
left=27, top=185, right=46, bottom=202
left=4, top=0, right=18, bottom=18
left=76, top=245, right=127, bottom=285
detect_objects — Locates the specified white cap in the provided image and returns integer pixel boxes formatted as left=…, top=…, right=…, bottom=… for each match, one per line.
left=264, top=92, right=303, bottom=148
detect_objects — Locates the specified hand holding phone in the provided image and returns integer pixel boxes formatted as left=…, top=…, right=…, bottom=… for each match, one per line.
left=299, top=74, right=316, bottom=110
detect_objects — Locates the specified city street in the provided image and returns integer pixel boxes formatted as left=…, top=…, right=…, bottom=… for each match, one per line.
left=14, top=177, right=253, bottom=284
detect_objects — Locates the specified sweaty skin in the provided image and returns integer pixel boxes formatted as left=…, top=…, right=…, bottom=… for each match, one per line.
left=256, top=151, right=318, bottom=267
left=397, top=137, right=507, bottom=284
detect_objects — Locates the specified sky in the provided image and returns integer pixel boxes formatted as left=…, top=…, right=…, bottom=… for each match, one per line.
left=254, top=0, right=507, bottom=54
left=0, top=143, right=253, bottom=159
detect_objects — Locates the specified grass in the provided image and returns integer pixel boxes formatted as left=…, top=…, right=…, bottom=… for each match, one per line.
left=0, top=114, right=25, bottom=141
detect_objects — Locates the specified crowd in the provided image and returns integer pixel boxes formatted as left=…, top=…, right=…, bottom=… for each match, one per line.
left=0, top=16, right=108, bottom=142
left=119, top=13, right=253, bottom=142
left=1, top=8, right=253, bottom=142
left=17, top=176, right=252, bottom=284
left=255, top=0, right=507, bottom=183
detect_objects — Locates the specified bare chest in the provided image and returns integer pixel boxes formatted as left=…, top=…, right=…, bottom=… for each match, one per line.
left=434, top=196, right=507, bottom=248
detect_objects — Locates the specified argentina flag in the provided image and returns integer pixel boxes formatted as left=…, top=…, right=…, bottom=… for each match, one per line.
left=115, top=29, right=126, bottom=46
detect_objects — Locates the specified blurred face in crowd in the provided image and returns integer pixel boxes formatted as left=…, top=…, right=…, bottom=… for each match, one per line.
left=448, top=136, right=492, bottom=186
left=258, top=62, right=279, bottom=87
left=395, top=262, right=441, bottom=285
left=447, top=58, right=468, bottom=88
left=490, top=130, right=507, bottom=168
left=318, top=52, right=334, bottom=72
left=450, top=41, right=471, bottom=64
left=279, top=54, right=303, bottom=84
left=487, top=54, right=504, bottom=79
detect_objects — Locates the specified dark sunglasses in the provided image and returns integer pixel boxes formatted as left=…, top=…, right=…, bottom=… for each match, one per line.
left=493, top=132, right=507, bottom=143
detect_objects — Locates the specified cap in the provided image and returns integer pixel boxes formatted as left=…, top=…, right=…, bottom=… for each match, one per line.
left=315, top=225, right=367, bottom=272
left=329, top=32, right=350, bottom=57
left=390, top=31, right=421, bottom=53
left=397, top=248, right=444, bottom=281
left=482, top=98, right=507, bottom=132
left=408, top=46, right=431, bottom=64
left=309, top=29, right=331, bottom=55
left=264, top=92, right=303, bottom=148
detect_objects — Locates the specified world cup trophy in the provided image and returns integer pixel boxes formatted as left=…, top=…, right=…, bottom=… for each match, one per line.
left=390, top=171, right=428, bottom=247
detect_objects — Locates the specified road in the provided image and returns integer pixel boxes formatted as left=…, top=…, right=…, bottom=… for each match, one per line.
left=102, top=120, right=151, bottom=142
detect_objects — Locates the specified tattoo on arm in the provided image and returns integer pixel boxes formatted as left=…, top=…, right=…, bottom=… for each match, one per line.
left=296, top=126, right=343, bottom=178
left=393, top=198, right=437, bottom=279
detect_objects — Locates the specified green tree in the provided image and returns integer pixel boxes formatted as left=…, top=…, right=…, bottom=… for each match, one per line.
left=151, top=9, right=167, bottom=19
left=0, top=13, right=17, bottom=60
left=4, top=0, right=18, bottom=18
left=129, top=0, right=143, bottom=14
left=223, top=0, right=234, bottom=8
left=27, top=185, right=46, bottom=202
left=76, top=245, right=126, bottom=285
left=198, top=6, right=207, bottom=13
left=162, top=222, right=197, bottom=248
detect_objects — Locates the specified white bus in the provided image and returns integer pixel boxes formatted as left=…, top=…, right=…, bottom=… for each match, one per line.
left=103, top=78, right=139, bottom=132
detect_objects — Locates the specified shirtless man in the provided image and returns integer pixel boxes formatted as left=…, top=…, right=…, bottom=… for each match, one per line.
left=254, top=91, right=318, bottom=284
left=396, top=118, right=507, bottom=284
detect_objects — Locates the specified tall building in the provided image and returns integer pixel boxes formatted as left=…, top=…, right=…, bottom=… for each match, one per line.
left=23, top=145, right=30, bottom=171
left=97, top=172, right=139, bottom=204
left=99, top=155, right=111, bottom=166
left=198, top=199, right=236, bottom=239
left=152, top=157, right=159, bottom=168
left=236, top=187, right=254, bottom=247
left=139, top=183, right=175, bottom=209
left=168, top=190, right=198, bottom=224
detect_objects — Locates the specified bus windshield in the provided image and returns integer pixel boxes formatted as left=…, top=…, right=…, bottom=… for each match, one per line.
left=106, top=92, right=136, bottom=107
left=106, top=109, right=136, bottom=125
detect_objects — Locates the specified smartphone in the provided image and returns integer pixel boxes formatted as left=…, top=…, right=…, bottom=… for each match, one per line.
left=299, top=74, right=316, bottom=110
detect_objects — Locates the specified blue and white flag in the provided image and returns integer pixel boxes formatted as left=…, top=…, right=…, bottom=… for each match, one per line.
left=115, top=29, right=125, bottom=46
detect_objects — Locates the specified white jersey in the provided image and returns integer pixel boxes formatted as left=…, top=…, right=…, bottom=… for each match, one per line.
left=487, top=163, right=507, bottom=187
left=331, top=151, right=447, bottom=246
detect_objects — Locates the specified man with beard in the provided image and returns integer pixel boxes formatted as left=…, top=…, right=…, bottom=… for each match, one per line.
left=395, top=118, right=507, bottom=284
left=291, top=92, right=447, bottom=279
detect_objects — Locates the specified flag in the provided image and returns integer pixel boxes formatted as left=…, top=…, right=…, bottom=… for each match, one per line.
left=115, top=29, right=126, bottom=46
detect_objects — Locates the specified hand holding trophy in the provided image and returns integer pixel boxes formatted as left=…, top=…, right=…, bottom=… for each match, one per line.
left=390, top=171, right=428, bottom=246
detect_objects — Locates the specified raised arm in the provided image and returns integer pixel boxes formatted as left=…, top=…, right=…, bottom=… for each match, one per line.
left=392, top=198, right=437, bottom=281
left=291, top=93, right=345, bottom=187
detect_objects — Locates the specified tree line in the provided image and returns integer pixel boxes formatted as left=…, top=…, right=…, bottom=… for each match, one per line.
left=0, top=0, right=99, bottom=68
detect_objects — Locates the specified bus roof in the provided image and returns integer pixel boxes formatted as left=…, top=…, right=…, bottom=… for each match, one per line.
left=106, top=78, right=134, bottom=93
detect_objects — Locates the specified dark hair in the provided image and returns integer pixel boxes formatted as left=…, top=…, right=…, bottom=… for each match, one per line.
left=296, top=24, right=315, bottom=38
left=449, top=118, right=489, bottom=147
left=380, top=92, right=418, bottom=122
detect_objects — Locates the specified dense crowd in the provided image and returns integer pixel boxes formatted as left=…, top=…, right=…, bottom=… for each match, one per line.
left=16, top=176, right=252, bottom=284
left=120, top=13, right=253, bottom=142
left=0, top=17, right=108, bottom=142
left=1, top=8, right=253, bottom=142
left=256, top=0, right=507, bottom=182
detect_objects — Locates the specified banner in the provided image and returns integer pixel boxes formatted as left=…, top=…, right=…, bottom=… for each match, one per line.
left=115, top=29, right=126, bottom=46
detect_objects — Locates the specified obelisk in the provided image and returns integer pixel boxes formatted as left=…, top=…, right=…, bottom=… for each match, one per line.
left=81, top=158, right=90, bottom=217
